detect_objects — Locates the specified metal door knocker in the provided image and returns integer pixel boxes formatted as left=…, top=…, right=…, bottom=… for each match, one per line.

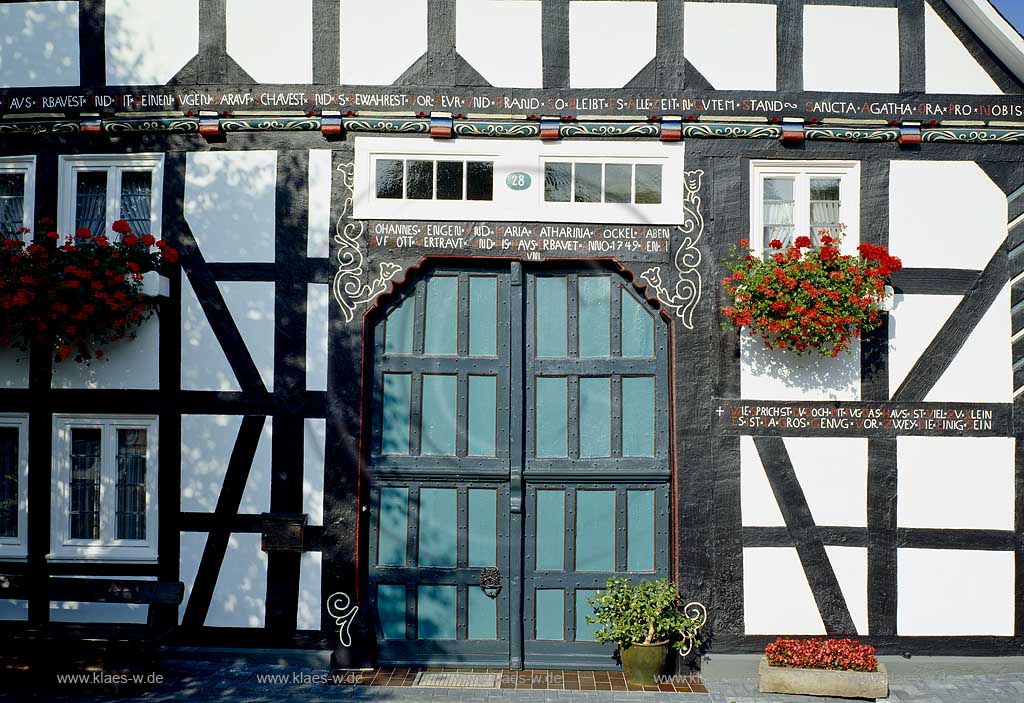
left=480, top=567, right=502, bottom=599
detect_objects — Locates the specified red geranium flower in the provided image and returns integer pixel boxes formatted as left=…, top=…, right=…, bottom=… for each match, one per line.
left=794, top=235, right=812, bottom=248
left=768, top=238, right=783, bottom=250
left=112, top=219, right=131, bottom=234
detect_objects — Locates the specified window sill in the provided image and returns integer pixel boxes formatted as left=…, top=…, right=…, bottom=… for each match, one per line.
left=46, top=551, right=158, bottom=564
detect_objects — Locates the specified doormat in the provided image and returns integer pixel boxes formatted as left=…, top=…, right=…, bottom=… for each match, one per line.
left=413, top=671, right=501, bottom=688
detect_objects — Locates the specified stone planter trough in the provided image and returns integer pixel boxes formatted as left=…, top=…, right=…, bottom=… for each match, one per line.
left=758, top=657, right=888, bottom=700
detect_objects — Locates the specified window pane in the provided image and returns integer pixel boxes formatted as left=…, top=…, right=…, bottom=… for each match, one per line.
left=535, top=589, right=564, bottom=640
left=418, top=488, right=457, bottom=568
left=76, top=171, right=107, bottom=237
left=377, top=584, right=407, bottom=639
left=436, top=161, right=463, bottom=200
left=544, top=163, right=571, bottom=202
left=576, top=491, right=615, bottom=571
left=0, top=428, right=18, bottom=538
left=578, top=276, right=610, bottom=358
left=119, top=171, right=152, bottom=236
left=468, top=489, right=497, bottom=567
left=417, top=585, right=456, bottom=639
left=579, top=377, right=611, bottom=458
left=574, top=163, right=601, bottom=203
left=0, top=174, right=25, bottom=238
left=535, top=490, right=565, bottom=570
left=424, top=276, right=458, bottom=355
left=468, top=376, right=497, bottom=457
left=763, top=177, right=795, bottom=249
left=466, top=161, right=494, bottom=201
left=810, top=177, right=842, bottom=243
left=421, top=375, right=457, bottom=456
left=621, top=292, right=655, bottom=358
left=468, top=276, right=497, bottom=356
left=115, top=429, right=147, bottom=540
left=622, top=377, right=655, bottom=457
left=535, top=377, right=567, bottom=458
left=378, top=487, right=409, bottom=566
left=69, top=428, right=101, bottom=540
left=381, top=373, right=412, bottom=455
left=575, top=590, right=600, bottom=641
left=635, top=164, right=662, bottom=204
left=406, top=160, right=433, bottom=200
left=376, top=159, right=404, bottom=199
left=535, top=277, right=567, bottom=357
left=604, top=164, right=631, bottom=203
left=468, top=587, right=497, bottom=639
left=627, top=490, right=655, bottom=571
left=384, top=294, right=415, bottom=355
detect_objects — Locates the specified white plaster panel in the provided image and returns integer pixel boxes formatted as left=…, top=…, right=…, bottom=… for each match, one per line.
left=927, top=283, right=1011, bottom=403
left=308, top=150, right=333, bottom=259
left=51, top=316, right=159, bottom=390
left=569, top=1, right=656, bottom=88
left=205, top=532, right=268, bottom=628
left=105, top=0, right=199, bottom=85
left=0, top=600, right=28, bottom=621
left=887, top=294, right=961, bottom=398
left=296, top=551, right=322, bottom=631
left=178, top=531, right=206, bottom=623
left=786, top=438, right=867, bottom=528
left=889, top=161, right=1006, bottom=270
left=803, top=6, right=899, bottom=93
left=684, top=3, right=777, bottom=90
left=824, top=546, right=868, bottom=636
left=51, top=576, right=153, bottom=624
left=0, top=2, right=80, bottom=88
left=897, top=548, right=1013, bottom=635
left=340, top=0, right=427, bottom=85
left=181, top=276, right=240, bottom=392
left=897, top=437, right=1014, bottom=530
left=457, top=0, right=542, bottom=88
left=185, top=151, right=277, bottom=263
left=180, top=414, right=272, bottom=515
left=743, top=547, right=826, bottom=635
left=304, top=419, right=326, bottom=527
left=740, top=436, right=784, bottom=527
left=226, top=0, right=312, bottom=83
left=306, top=284, right=329, bottom=393
left=0, top=348, right=29, bottom=389
left=925, top=3, right=1001, bottom=95
left=219, top=281, right=275, bottom=391
left=740, top=331, right=860, bottom=401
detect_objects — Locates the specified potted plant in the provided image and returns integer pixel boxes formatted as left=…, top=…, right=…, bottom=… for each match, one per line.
left=586, top=577, right=706, bottom=685
left=759, top=637, right=888, bottom=700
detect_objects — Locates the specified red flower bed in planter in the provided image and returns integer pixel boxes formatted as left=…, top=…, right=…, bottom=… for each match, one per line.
left=765, top=637, right=879, bottom=673
left=0, top=220, right=178, bottom=362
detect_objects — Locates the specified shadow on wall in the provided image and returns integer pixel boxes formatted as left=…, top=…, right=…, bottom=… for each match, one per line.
left=0, top=2, right=79, bottom=89
left=740, top=330, right=862, bottom=401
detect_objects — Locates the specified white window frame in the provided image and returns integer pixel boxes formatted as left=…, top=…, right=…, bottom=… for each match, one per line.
left=0, top=156, right=36, bottom=242
left=750, top=160, right=861, bottom=257
left=371, top=156, right=495, bottom=203
left=49, top=415, right=159, bottom=563
left=539, top=158, right=664, bottom=206
left=0, top=414, right=29, bottom=561
left=57, top=154, right=164, bottom=240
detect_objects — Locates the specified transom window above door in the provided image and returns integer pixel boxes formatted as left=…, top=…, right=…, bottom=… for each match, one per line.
left=58, top=154, right=164, bottom=240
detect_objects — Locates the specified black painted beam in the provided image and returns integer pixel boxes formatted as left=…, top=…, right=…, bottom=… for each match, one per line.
left=898, top=0, right=925, bottom=94
left=542, top=0, right=570, bottom=89
left=776, top=0, right=803, bottom=93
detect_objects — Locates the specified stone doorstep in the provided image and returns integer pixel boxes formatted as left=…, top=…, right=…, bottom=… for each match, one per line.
left=758, top=657, right=889, bottom=700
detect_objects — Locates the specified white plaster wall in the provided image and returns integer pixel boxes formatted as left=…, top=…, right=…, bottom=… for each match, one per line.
left=889, top=161, right=1006, bottom=270
left=0, top=348, right=30, bottom=389
left=925, top=3, right=1001, bottom=95
left=456, top=0, right=542, bottom=88
left=226, top=0, right=312, bottom=83
left=803, top=6, right=899, bottom=93
left=180, top=414, right=272, bottom=515
left=308, top=150, right=333, bottom=260
left=205, top=532, right=268, bottom=628
left=303, top=418, right=326, bottom=526
left=824, top=546, right=868, bottom=635
left=684, top=3, right=777, bottom=90
left=897, top=548, right=1014, bottom=635
left=740, top=331, right=860, bottom=402
left=740, top=436, right=784, bottom=527
left=51, top=316, right=159, bottom=390
left=306, top=284, right=329, bottom=393
left=568, top=1, right=656, bottom=88
left=743, top=547, right=826, bottom=635
left=296, top=551, right=322, bottom=631
left=51, top=576, right=153, bottom=624
left=0, top=599, right=28, bottom=621
left=340, top=0, right=427, bottom=85
left=220, top=281, right=275, bottom=391
left=888, top=294, right=961, bottom=397
left=786, top=438, right=868, bottom=528
left=178, top=530, right=206, bottom=623
left=185, top=151, right=277, bottom=264
left=0, top=2, right=80, bottom=88
left=897, top=437, right=1014, bottom=530
left=105, top=0, right=199, bottom=85
left=181, top=277, right=239, bottom=392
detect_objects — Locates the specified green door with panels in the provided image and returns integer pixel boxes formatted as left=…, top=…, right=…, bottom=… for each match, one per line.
left=369, top=264, right=670, bottom=669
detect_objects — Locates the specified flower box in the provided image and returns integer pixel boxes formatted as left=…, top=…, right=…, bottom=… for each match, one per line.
left=758, top=657, right=888, bottom=699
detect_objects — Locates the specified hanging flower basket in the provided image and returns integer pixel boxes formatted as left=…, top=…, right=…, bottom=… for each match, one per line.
left=720, top=230, right=901, bottom=357
left=0, top=220, right=179, bottom=363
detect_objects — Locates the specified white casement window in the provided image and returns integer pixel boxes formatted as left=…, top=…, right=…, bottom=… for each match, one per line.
left=0, top=415, right=29, bottom=561
left=0, top=156, right=36, bottom=241
left=57, top=154, right=164, bottom=240
left=750, top=161, right=861, bottom=256
left=50, top=415, right=158, bottom=562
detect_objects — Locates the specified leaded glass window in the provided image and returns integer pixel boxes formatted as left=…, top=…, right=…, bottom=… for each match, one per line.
left=69, top=428, right=101, bottom=540
left=115, top=429, right=147, bottom=540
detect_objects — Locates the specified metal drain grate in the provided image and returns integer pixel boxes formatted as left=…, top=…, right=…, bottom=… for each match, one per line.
left=413, top=672, right=501, bottom=688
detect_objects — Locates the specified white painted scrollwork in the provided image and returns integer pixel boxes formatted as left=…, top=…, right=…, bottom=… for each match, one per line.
left=326, top=591, right=359, bottom=648
left=640, top=169, right=705, bottom=330
left=332, top=162, right=403, bottom=323
left=677, top=601, right=708, bottom=657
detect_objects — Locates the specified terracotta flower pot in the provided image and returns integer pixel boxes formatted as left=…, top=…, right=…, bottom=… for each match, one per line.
left=620, top=642, right=669, bottom=686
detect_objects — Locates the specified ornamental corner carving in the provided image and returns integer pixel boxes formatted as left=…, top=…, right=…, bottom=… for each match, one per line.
left=326, top=591, right=359, bottom=648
